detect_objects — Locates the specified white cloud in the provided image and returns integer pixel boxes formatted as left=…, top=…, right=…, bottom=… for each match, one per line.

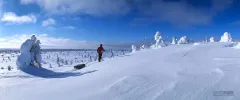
left=0, top=0, right=2, bottom=15
left=20, top=0, right=233, bottom=27
left=42, top=18, right=55, bottom=27
left=20, top=0, right=130, bottom=16
left=63, top=26, right=75, bottom=30
left=0, top=34, right=98, bottom=49
left=0, top=12, right=36, bottom=24
left=0, top=38, right=6, bottom=41
left=20, top=0, right=34, bottom=4
left=46, top=26, right=56, bottom=31
left=0, top=34, right=131, bottom=49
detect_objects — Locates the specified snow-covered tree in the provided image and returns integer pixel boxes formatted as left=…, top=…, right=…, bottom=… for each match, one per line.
left=140, top=45, right=146, bottom=50
left=210, top=37, right=215, bottom=42
left=150, top=43, right=155, bottom=49
left=70, top=60, right=73, bottom=65
left=153, top=31, right=167, bottom=48
left=219, top=32, right=233, bottom=42
left=89, top=56, right=92, bottom=62
left=8, top=65, right=11, bottom=71
left=8, top=56, right=11, bottom=61
left=16, top=35, right=42, bottom=69
left=172, top=37, right=177, bottom=44
left=178, top=36, right=189, bottom=44
left=154, top=31, right=162, bottom=48
left=32, top=40, right=42, bottom=67
left=56, top=56, right=60, bottom=67
left=131, top=45, right=137, bottom=53
left=31, top=35, right=37, bottom=41
left=122, top=50, right=125, bottom=55
left=204, top=37, right=208, bottom=43
left=110, top=50, right=114, bottom=58
left=65, top=60, right=69, bottom=65
left=155, top=31, right=161, bottom=46
left=49, top=63, right=53, bottom=68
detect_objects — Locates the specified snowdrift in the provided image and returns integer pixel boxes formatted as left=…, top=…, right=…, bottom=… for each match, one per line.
left=193, top=42, right=200, bottom=45
left=2, top=43, right=240, bottom=100
left=233, top=42, right=240, bottom=49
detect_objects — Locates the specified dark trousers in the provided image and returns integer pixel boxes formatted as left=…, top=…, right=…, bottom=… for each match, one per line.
left=98, top=53, right=102, bottom=62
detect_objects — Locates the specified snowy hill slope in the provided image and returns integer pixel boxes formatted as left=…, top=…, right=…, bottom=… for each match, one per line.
left=1, top=43, right=240, bottom=100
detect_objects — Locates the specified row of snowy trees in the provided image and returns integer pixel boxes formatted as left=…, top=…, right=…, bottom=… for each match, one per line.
left=132, top=31, right=233, bottom=52
left=201, top=32, right=232, bottom=43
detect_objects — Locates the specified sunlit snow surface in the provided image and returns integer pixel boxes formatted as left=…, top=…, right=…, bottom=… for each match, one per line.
left=1, top=43, right=240, bottom=100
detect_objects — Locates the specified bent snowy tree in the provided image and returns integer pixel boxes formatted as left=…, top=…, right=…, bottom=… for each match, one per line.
left=16, top=35, right=42, bottom=69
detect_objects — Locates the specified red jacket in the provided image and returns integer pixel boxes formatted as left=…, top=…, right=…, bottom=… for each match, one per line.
left=97, top=46, right=104, bottom=54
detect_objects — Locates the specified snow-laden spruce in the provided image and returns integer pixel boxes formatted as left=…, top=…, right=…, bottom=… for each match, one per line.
left=154, top=31, right=161, bottom=47
left=210, top=37, right=215, bottom=42
left=150, top=43, right=155, bottom=49
left=204, top=37, right=208, bottom=43
left=131, top=45, right=137, bottom=53
left=153, top=31, right=166, bottom=48
left=178, top=36, right=189, bottom=44
left=171, top=37, right=177, bottom=44
left=16, top=35, right=42, bottom=69
left=219, top=32, right=232, bottom=42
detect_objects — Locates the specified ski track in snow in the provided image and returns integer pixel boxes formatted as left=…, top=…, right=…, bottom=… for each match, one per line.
left=1, top=43, right=240, bottom=100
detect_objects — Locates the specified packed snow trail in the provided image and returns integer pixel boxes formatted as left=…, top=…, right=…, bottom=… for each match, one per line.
left=1, top=43, right=240, bottom=100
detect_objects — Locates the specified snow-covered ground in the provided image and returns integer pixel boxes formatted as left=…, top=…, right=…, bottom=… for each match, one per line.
left=0, top=49, right=129, bottom=74
left=1, top=43, right=240, bottom=100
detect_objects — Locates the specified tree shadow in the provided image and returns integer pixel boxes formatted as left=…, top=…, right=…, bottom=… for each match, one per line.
left=19, top=67, right=98, bottom=78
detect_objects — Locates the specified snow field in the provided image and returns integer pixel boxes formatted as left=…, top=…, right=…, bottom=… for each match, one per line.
left=1, top=43, right=240, bottom=100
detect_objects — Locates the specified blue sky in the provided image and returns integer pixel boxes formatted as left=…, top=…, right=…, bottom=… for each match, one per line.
left=0, top=0, right=240, bottom=48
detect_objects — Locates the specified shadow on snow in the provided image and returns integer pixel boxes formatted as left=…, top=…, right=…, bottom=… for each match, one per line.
left=19, top=66, right=98, bottom=78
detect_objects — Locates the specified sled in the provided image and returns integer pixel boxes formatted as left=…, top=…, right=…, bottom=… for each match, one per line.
left=74, top=64, right=86, bottom=70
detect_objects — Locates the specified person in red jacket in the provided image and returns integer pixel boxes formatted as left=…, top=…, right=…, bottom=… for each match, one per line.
left=97, top=44, right=105, bottom=62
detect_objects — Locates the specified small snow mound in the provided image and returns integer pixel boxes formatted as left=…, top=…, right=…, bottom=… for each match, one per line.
left=219, top=32, right=232, bottom=42
left=224, top=42, right=237, bottom=48
left=140, top=45, right=146, bottom=50
left=212, top=68, right=224, bottom=76
left=193, top=43, right=200, bottom=45
left=233, top=42, right=240, bottom=49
